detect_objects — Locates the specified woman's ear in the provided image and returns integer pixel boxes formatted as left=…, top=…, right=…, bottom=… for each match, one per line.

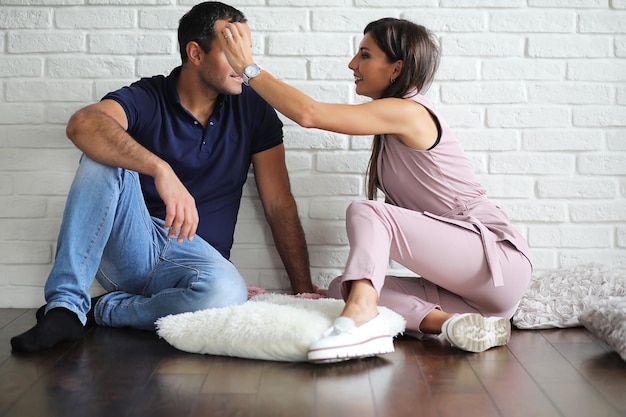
left=392, top=60, right=403, bottom=78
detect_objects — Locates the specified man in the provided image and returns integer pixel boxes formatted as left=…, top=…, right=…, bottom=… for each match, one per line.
left=11, top=1, right=312, bottom=353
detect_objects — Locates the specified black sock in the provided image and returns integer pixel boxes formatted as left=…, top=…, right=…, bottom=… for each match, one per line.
left=86, top=295, right=104, bottom=326
left=35, top=295, right=103, bottom=326
left=35, top=304, right=46, bottom=322
left=11, top=307, right=84, bottom=353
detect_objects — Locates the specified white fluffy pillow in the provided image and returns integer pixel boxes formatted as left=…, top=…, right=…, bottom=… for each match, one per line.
left=156, top=293, right=406, bottom=362
left=512, top=264, right=626, bottom=329
left=579, top=297, right=626, bottom=362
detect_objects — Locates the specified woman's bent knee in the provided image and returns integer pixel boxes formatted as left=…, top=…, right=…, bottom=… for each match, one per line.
left=346, top=200, right=383, bottom=219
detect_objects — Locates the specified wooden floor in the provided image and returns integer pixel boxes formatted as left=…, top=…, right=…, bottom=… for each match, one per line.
left=1, top=308, right=625, bottom=417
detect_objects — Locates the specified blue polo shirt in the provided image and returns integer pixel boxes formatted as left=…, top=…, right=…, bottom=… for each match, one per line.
left=102, top=66, right=283, bottom=259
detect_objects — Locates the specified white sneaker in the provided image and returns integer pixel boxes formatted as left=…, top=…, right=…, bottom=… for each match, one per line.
left=307, top=314, right=394, bottom=363
left=440, top=313, right=511, bottom=353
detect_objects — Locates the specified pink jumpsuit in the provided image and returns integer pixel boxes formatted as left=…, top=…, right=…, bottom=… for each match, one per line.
left=327, top=93, right=533, bottom=338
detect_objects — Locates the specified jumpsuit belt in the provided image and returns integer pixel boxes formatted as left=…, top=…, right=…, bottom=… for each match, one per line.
left=468, top=216, right=504, bottom=287
left=427, top=195, right=505, bottom=288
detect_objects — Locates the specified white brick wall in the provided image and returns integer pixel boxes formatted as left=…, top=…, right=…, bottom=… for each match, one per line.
left=0, top=1, right=624, bottom=307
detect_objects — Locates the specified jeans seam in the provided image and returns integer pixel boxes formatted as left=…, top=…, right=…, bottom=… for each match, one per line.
left=79, top=174, right=118, bottom=283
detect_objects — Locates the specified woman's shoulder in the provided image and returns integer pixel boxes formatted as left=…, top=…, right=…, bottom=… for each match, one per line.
left=403, top=91, right=436, bottom=110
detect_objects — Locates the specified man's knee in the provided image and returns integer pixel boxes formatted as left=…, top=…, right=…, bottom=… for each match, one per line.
left=76, top=154, right=125, bottom=179
left=190, top=261, right=248, bottom=311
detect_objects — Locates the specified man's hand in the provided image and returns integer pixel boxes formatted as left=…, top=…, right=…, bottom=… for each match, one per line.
left=154, top=165, right=198, bottom=243
left=314, top=285, right=328, bottom=297
left=66, top=101, right=198, bottom=244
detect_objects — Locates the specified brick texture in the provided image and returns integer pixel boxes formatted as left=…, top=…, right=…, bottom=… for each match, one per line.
left=0, top=1, right=624, bottom=306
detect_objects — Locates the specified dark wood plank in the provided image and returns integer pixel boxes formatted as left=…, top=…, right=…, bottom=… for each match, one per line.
left=2, top=325, right=171, bottom=417
left=0, top=308, right=35, bottom=362
left=507, top=328, right=624, bottom=417
left=254, top=361, right=316, bottom=417
left=155, top=352, right=215, bottom=375
left=190, top=394, right=254, bottom=417
left=413, top=339, right=502, bottom=417
left=543, top=328, right=626, bottom=414
left=201, top=356, right=265, bottom=394
left=0, top=309, right=28, bottom=330
left=369, top=338, right=439, bottom=417
left=313, top=358, right=379, bottom=417
left=467, top=341, right=561, bottom=417
left=1, top=308, right=626, bottom=417
left=127, top=374, right=206, bottom=417
left=0, top=308, right=81, bottom=416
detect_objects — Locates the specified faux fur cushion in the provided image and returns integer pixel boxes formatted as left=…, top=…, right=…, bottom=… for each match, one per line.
left=579, top=297, right=626, bottom=362
left=512, top=264, right=626, bottom=329
left=156, top=293, right=406, bottom=362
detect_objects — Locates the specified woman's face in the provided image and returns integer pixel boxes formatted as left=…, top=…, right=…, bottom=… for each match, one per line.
left=348, top=33, right=399, bottom=100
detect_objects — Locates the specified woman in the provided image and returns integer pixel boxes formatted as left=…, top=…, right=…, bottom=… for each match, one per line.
left=220, top=18, right=532, bottom=362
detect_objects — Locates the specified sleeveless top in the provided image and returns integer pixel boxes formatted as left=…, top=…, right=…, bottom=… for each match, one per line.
left=377, top=92, right=532, bottom=286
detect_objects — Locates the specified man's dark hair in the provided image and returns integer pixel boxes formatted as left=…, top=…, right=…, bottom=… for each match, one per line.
left=178, top=1, right=247, bottom=63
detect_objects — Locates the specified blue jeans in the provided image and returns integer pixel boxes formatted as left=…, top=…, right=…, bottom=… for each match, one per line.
left=44, top=155, right=248, bottom=330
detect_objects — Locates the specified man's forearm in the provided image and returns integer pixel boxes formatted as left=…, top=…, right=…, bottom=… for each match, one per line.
left=66, top=104, right=167, bottom=178
left=66, top=103, right=199, bottom=241
left=268, top=203, right=313, bottom=294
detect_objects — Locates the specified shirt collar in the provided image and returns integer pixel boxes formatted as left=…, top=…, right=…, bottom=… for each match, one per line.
left=165, top=65, right=227, bottom=111
left=165, top=66, right=182, bottom=105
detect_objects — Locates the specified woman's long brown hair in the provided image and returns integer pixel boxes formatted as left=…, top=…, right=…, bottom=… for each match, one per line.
left=364, top=18, right=440, bottom=200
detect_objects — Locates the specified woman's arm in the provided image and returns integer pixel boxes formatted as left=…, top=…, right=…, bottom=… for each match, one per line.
left=220, top=22, right=437, bottom=151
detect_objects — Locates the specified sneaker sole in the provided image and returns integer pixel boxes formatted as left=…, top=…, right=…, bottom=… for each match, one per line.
left=446, top=314, right=510, bottom=353
left=307, top=335, right=395, bottom=363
